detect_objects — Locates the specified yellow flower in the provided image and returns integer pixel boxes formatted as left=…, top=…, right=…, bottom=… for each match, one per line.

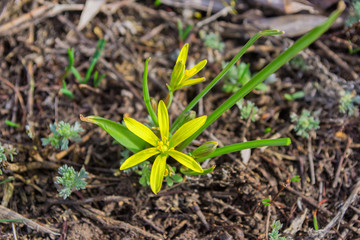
left=169, top=43, right=207, bottom=91
left=120, top=100, right=206, bottom=194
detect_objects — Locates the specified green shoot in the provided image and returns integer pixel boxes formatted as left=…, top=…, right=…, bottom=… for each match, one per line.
left=84, top=39, right=106, bottom=84
left=177, top=20, right=193, bottom=43
left=290, top=175, right=301, bottom=182
left=291, top=110, right=320, bottom=138
left=262, top=198, right=271, bottom=206
left=41, top=121, right=83, bottom=150
left=154, top=0, right=162, bottom=6
left=284, top=91, right=305, bottom=101
left=64, top=39, right=106, bottom=89
left=339, top=91, right=360, bottom=116
left=55, top=164, right=88, bottom=199
left=60, top=79, right=74, bottom=99
left=5, top=120, right=20, bottom=128
left=269, top=220, right=288, bottom=240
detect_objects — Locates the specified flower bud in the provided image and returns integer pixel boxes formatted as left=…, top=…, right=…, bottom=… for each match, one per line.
left=191, top=141, right=218, bottom=159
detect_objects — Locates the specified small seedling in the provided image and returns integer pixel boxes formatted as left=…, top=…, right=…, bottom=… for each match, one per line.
left=201, top=32, right=225, bottom=51
left=222, top=61, right=267, bottom=93
left=0, top=143, right=17, bottom=175
left=61, top=39, right=106, bottom=98
left=284, top=91, right=305, bottom=101
left=60, top=79, right=74, bottom=99
left=339, top=91, right=360, bottom=116
left=236, top=99, right=258, bottom=122
left=55, top=164, right=88, bottom=199
left=177, top=20, right=193, bottom=43
left=5, top=120, right=20, bottom=128
left=269, top=220, right=288, bottom=240
left=41, top=121, right=83, bottom=150
left=291, top=110, right=320, bottom=138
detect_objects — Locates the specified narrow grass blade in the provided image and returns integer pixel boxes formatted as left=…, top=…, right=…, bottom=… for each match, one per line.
left=84, top=39, right=106, bottom=83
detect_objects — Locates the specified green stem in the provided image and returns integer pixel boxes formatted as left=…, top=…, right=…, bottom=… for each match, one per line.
left=178, top=4, right=344, bottom=150
left=143, top=58, right=158, bottom=126
left=196, top=138, right=291, bottom=162
left=167, top=91, right=173, bottom=109
left=170, top=30, right=283, bottom=133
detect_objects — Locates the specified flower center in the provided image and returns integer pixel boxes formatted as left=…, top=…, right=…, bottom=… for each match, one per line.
left=157, top=140, right=169, bottom=153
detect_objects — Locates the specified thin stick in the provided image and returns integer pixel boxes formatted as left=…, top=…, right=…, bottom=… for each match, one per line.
left=308, top=136, right=316, bottom=185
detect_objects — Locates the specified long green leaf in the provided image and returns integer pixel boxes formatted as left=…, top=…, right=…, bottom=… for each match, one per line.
left=80, top=115, right=147, bottom=153
left=178, top=3, right=345, bottom=150
left=196, top=138, right=291, bottom=162
left=143, top=58, right=158, bottom=125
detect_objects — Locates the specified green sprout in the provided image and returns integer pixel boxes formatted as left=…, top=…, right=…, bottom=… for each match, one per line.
left=284, top=91, right=305, bottom=101
left=269, top=220, right=288, bottom=240
left=236, top=99, right=258, bottom=122
left=41, top=121, right=83, bottom=150
left=339, top=91, right=360, bottom=116
left=202, top=32, right=225, bottom=51
left=291, top=110, right=320, bottom=138
left=222, top=61, right=267, bottom=93
left=55, top=164, right=88, bottom=199
left=61, top=39, right=106, bottom=98
left=177, top=20, right=193, bottom=43
left=5, top=120, right=20, bottom=128
left=80, top=3, right=344, bottom=194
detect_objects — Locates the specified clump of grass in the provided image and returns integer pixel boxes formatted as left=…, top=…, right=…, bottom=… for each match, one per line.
left=41, top=121, right=83, bottom=150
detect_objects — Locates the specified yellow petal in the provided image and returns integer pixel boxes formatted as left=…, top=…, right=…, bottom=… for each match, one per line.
left=176, top=43, right=189, bottom=65
left=184, top=59, right=207, bottom=79
left=158, top=101, right=169, bottom=142
left=170, top=61, right=185, bottom=91
left=124, top=117, right=159, bottom=146
left=169, top=115, right=207, bottom=148
left=150, top=154, right=167, bottom=194
left=168, top=150, right=203, bottom=173
left=180, top=78, right=205, bottom=88
left=120, top=147, right=159, bottom=170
